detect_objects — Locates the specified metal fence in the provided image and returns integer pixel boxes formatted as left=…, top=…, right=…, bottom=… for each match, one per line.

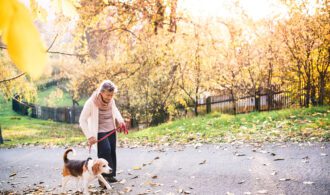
left=196, top=91, right=292, bottom=115
left=12, top=97, right=82, bottom=123
left=12, top=91, right=293, bottom=124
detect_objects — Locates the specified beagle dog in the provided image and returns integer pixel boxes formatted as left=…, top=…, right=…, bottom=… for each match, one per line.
left=61, top=148, right=112, bottom=194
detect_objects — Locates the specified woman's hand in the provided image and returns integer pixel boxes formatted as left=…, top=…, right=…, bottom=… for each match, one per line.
left=119, top=122, right=128, bottom=134
left=88, top=136, right=97, bottom=146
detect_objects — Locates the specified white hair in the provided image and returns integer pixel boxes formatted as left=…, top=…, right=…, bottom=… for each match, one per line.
left=97, top=80, right=118, bottom=94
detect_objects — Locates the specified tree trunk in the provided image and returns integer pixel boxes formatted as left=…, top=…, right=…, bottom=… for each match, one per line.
left=304, top=82, right=311, bottom=108
left=169, top=0, right=177, bottom=33
left=318, top=75, right=326, bottom=105
left=267, top=62, right=273, bottom=111
left=194, top=86, right=199, bottom=116
left=230, top=89, right=236, bottom=115
left=154, top=0, right=164, bottom=34
left=194, top=100, right=198, bottom=116
left=311, top=84, right=317, bottom=106
left=255, top=87, right=261, bottom=112
left=305, top=79, right=310, bottom=107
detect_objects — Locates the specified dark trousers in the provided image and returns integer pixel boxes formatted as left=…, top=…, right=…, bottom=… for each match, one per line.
left=97, top=132, right=116, bottom=177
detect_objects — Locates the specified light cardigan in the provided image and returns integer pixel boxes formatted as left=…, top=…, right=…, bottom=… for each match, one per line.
left=79, top=96, right=124, bottom=140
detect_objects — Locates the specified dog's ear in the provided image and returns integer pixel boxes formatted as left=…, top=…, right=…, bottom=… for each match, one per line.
left=92, top=160, right=101, bottom=175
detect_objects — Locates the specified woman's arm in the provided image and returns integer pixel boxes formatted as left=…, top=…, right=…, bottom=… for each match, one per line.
left=79, top=98, right=93, bottom=138
left=113, top=99, right=124, bottom=124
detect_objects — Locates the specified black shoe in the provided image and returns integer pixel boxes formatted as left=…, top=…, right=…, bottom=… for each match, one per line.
left=107, top=177, right=118, bottom=183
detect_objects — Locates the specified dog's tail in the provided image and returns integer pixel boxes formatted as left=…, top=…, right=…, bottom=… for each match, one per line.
left=63, top=148, right=76, bottom=164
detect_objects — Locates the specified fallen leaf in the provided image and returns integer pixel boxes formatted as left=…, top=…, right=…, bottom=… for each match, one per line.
left=119, top=179, right=127, bottom=184
left=117, top=170, right=124, bottom=174
left=274, top=158, right=284, bottom=161
left=151, top=182, right=162, bottom=187
left=194, top=143, right=203, bottom=149
left=179, top=189, right=191, bottom=194
left=131, top=175, right=139, bottom=179
left=302, top=156, right=309, bottom=163
left=154, top=156, right=160, bottom=160
left=9, top=173, right=16, bottom=177
left=257, top=190, right=268, bottom=194
left=199, top=160, right=206, bottom=165
left=303, top=181, right=314, bottom=185
left=124, top=187, right=132, bottom=193
left=133, top=166, right=142, bottom=170
left=152, top=175, right=158, bottom=179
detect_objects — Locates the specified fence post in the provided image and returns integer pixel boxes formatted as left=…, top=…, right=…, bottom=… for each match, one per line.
left=206, top=96, right=211, bottom=113
left=0, top=125, right=3, bottom=144
left=255, top=94, right=260, bottom=112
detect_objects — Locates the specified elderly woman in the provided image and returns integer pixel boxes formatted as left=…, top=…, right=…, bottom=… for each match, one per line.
left=79, top=80, right=128, bottom=185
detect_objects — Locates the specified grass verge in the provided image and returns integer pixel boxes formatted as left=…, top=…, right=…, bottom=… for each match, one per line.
left=1, top=96, right=329, bottom=147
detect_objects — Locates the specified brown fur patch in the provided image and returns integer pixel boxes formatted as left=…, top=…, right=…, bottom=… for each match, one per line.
left=62, top=166, right=71, bottom=176
left=92, top=160, right=101, bottom=175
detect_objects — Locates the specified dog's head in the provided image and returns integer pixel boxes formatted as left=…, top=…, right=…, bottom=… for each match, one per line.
left=89, top=158, right=112, bottom=175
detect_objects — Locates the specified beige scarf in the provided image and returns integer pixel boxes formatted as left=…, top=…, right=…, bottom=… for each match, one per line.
left=92, top=91, right=111, bottom=110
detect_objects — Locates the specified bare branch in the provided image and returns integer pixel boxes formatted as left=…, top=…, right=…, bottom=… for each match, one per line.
left=47, top=51, right=88, bottom=57
left=1, top=44, right=87, bottom=57
left=0, top=72, right=25, bottom=84
left=46, top=34, right=59, bottom=52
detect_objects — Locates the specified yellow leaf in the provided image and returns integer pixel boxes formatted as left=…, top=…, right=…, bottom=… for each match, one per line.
left=0, top=0, right=14, bottom=36
left=30, top=0, right=48, bottom=22
left=132, top=166, right=142, bottom=170
left=4, top=1, right=47, bottom=79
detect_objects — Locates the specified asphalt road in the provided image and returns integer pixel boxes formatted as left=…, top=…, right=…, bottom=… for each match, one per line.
left=0, top=142, right=329, bottom=195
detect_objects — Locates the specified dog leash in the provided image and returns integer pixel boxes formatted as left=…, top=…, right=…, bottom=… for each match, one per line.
left=88, top=127, right=121, bottom=155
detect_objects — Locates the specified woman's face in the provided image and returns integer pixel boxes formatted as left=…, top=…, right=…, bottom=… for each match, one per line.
left=100, top=91, right=114, bottom=103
